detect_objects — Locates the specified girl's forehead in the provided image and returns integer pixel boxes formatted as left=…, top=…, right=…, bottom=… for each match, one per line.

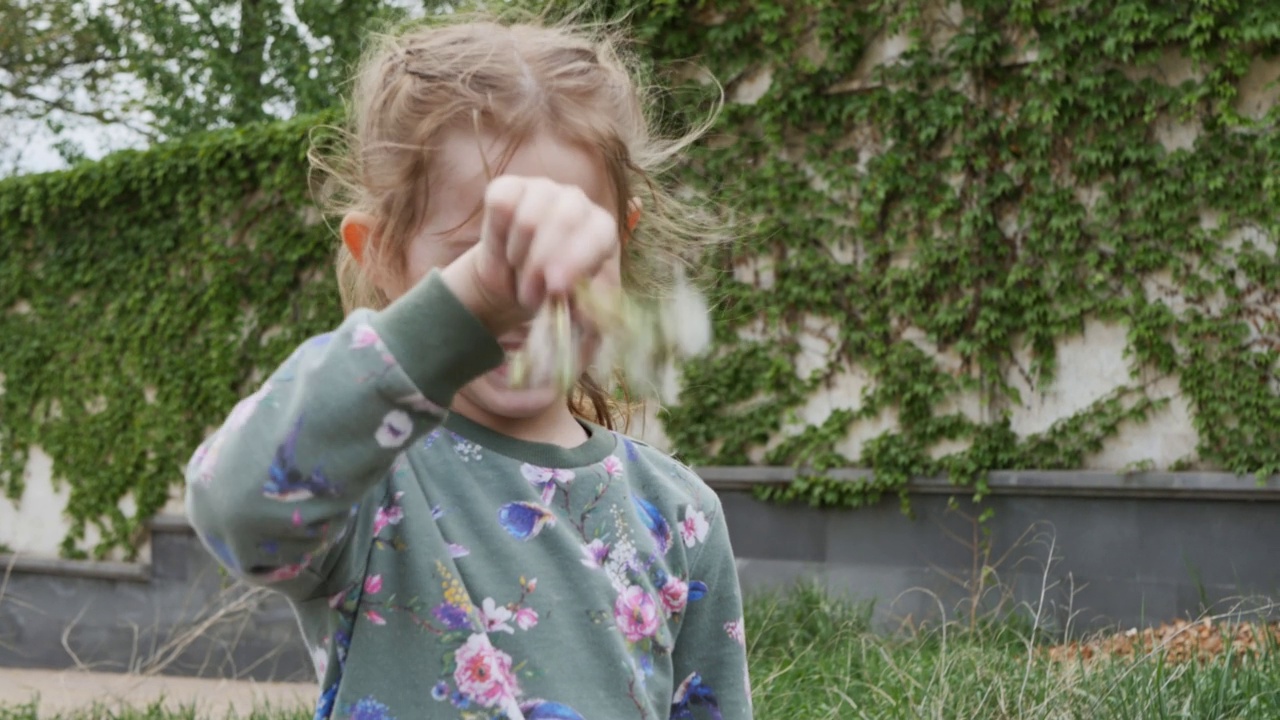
left=433, top=128, right=617, bottom=214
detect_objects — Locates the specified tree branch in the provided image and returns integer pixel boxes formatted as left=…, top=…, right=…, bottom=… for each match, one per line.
left=0, top=82, right=158, bottom=140
left=3, top=52, right=126, bottom=73
left=178, top=0, right=233, bottom=51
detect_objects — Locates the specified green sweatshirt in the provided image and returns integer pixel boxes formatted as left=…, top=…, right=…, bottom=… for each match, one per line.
left=185, top=271, right=752, bottom=720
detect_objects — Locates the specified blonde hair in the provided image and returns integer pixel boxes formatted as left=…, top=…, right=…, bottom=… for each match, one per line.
left=310, top=11, right=721, bottom=431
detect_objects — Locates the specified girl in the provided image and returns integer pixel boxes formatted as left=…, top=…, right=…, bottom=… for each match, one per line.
left=185, top=13, right=751, bottom=720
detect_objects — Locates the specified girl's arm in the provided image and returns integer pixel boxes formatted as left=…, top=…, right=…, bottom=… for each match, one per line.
left=671, top=496, right=754, bottom=720
left=184, top=270, right=503, bottom=601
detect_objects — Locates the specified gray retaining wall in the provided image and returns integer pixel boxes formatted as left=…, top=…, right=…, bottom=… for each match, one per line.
left=1, top=470, right=1277, bottom=682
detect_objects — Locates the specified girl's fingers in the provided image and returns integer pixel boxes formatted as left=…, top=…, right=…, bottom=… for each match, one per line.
left=510, top=182, right=563, bottom=308
left=481, top=174, right=621, bottom=312
left=481, top=176, right=525, bottom=257
left=553, top=220, right=615, bottom=296
left=534, top=197, right=596, bottom=297
left=510, top=180, right=569, bottom=283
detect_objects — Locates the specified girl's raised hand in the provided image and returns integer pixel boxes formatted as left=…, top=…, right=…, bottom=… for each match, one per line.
left=442, top=175, right=619, bottom=335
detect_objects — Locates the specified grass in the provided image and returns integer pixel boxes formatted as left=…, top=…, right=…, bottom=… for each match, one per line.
left=4, top=584, right=1279, bottom=719
left=746, top=584, right=1280, bottom=720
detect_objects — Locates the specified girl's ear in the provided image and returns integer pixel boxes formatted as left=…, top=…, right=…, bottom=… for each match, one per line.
left=340, top=212, right=376, bottom=264
left=624, top=197, right=642, bottom=246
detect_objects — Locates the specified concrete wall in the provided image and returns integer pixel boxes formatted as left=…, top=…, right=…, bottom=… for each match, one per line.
left=714, top=471, right=1280, bottom=635
left=0, top=516, right=311, bottom=682
left=2, top=471, right=1276, bottom=683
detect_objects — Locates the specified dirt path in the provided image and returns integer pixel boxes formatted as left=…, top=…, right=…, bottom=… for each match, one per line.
left=0, top=668, right=314, bottom=718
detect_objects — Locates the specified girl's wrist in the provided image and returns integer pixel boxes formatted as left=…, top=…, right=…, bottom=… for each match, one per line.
left=440, top=257, right=522, bottom=338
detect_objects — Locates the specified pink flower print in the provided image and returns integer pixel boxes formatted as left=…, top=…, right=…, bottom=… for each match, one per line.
left=365, top=609, right=387, bottom=626
left=311, top=642, right=328, bottom=680
left=291, top=509, right=303, bottom=527
left=680, top=506, right=710, bottom=548
left=521, top=464, right=574, bottom=504
left=515, top=607, right=539, bottom=630
left=363, top=574, right=383, bottom=595
left=453, top=633, right=521, bottom=709
left=351, top=324, right=384, bottom=350
left=660, top=576, right=689, bottom=615
left=448, top=543, right=470, bottom=558
left=581, top=539, right=610, bottom=568
left=602, top=455, right=624, bottom=477
left=227, top=383, right=271, bottom=431
left=479, top=598, right=515, bottom=634
left=373, top=504, right=404, bottom=537
left=524, top=577, right=538, bottom=593
left=264, top=558, right=309, bottom=583
left=725, top=618, right=746, bottom=647
left=614, top=586, right=660, bottom=643
left=521, top=464, right=570, bottom=485
left=374, top=410, right=413, bottom=448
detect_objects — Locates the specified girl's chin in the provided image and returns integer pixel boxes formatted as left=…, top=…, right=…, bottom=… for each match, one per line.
left=466, top=371, right=562, bottom=417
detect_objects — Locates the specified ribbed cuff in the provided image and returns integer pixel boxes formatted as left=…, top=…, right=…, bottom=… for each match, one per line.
left=371, top=270, right=505, bottom=407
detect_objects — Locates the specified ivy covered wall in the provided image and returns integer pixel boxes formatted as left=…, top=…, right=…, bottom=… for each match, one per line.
left=2, top=1, right=1279, bottom=559
left=0, top=115, right=343, bottom=558
left=639, top=0, right=1280, bottom=507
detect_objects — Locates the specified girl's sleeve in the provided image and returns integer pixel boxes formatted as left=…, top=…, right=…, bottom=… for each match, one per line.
left=671, top=495, right=754, bottom=720
left=184, top=270, right=504, bottom=601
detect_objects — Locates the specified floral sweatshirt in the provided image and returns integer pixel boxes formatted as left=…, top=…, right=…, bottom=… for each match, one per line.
left=185, top=271, right=752, bottom=720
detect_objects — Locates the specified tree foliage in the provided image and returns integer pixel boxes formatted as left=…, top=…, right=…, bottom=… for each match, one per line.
left=0, top=0, right=427, bottom=169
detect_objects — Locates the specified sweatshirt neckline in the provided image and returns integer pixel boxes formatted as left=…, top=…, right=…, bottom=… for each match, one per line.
left=442, top=412, right=617, bottom=468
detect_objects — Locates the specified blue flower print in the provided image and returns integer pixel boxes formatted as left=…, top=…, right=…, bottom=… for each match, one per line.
left=631, top=493, right=672, bottom=555
left=202, top=533, right=241, bottom=575
left=431, top=682, right=449, bottom=701
left=344, top=696, right=395, bottom=720
left=432, top=602, right=471, bottom=630
left=520, top=700, right=587, bottom=720
left=498, top=502, right=557, bottom=541
left=689, top=580, right=708, bottom=602
left=614, top=432, right=640, bottom=461
left=263, top=415, right=341, bottom=502
left=423, top=428, right=441, bottom=450
left=671, top=672, right=721, bottom=720
left=313, top=684, right=338, bottom=720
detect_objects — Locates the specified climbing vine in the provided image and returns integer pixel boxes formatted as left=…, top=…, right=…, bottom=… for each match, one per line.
left=2, top=1, right=1279, bottom=558
left=0, top=114, right=343, bottom=558
left=635, top=0, right=1280, bottom=507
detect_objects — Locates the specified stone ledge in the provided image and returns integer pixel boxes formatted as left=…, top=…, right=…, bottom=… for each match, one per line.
left=696, top=467, right=1280, bottom=500
left=0, top=554, right=150, bottom=583
left=148, top=512, right=195, bottom=534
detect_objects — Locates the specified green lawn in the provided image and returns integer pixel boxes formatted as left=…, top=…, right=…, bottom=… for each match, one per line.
left=5, top=584, right=1279, bottom=719
left=747, top=585, right=1280, bottom=719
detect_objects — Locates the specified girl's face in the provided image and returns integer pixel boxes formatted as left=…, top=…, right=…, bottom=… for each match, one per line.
left=381, top=127, right=623, bottom=429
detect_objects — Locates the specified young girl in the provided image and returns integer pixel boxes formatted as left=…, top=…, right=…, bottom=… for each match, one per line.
left=185, top=14, right=751, bottom=720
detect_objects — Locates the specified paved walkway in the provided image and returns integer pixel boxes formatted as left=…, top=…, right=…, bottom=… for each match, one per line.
left=0, top=668, right=314, bottom=718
